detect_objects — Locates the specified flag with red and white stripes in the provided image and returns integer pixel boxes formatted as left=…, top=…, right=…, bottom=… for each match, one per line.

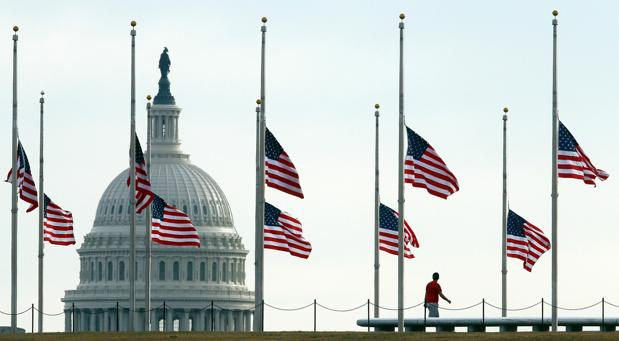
left=379, top=203, right=419, bottom=259
left=558, top=121, right=609, bottom=186
left=264, top=202, right=311, bottom=259
left=126, top=134, right=154, bottom=213
left=506, top=210, right=550, bottom=272
left=265, top=128, right=304, bottom=199
left=404, top=126, right=459, bottom=199
left=43, top=195, right=76, bottom=246
left=5, top=141, right=38, bottom=212
left=151, top=194, right=200, bottom=247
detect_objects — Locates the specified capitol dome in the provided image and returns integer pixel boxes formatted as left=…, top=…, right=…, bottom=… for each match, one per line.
left=62, top=48, right=255, bottom=332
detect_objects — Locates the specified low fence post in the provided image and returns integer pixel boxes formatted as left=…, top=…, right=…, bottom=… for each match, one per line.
left=116, top=301, right=119, bottom=332
left=31, top=303, right=34, bottom=333
left=366, top=299, right=370, bottom=332
left=482, top=298, right=485, bottom=327
left=602, top=297, right=605, bottom=330
left=72, top=302, right=75, bottom=333
left=541, top=298, right=544, bottom=328
left=211, top=300, right=214, bottom=332
left=313, top=299, right=317, bottom=332
left=163, top=301, right=166, bottom=332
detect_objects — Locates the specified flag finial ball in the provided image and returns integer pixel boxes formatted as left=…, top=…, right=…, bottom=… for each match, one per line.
left=40, top=91, right=45, bottom=96
left=399, top=13, right=405, bottom=20
left=12, top=26, right=18, bottom=32
left=256, top=99, right=262, bottom=105
left=130, top=20, right=137, bottom=27
left=261, top=17, right=267, bottom=23
left=552, top=10, right=558, bottom=17
left=503, top=107, right=508, bottom=113
left=147, top=95, right=152, bottom=101
left=375, top=104, right=380, bottom=109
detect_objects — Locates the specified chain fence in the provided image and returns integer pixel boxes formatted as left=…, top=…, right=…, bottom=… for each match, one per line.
left=1, top=297, right=617, bottom=333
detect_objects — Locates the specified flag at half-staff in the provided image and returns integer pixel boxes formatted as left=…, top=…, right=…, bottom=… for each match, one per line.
left=404, top=126, right=459, bottom=199
left=151, top=194, right=200, bottom=247
left=379, top=203, right=419, bottom=258
left=126, top=134, right=154, bottom=213
left=506, top=210, right=550, bottom=272
left=265, top=128, right=304, bottom=198
left=264, top=202, right=311, bottom=259
left=5, top=141, right=38, bottom=212
left=43, top=195, right=75, bottom=246
left=558, top=121, right=609, bottom=186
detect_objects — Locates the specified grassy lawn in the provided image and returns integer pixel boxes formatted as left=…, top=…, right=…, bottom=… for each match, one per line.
left=1, top=332, right=619, bottom=341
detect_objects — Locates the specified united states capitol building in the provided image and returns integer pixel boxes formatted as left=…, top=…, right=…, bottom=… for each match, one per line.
left=62, top=49, right=255, bottom=332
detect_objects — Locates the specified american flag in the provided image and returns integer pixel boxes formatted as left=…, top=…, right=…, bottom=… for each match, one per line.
left=379, top=203, right=419, bottom=259
left=558, top=121, right=609, bottom=186
left=264, top=202, right=311, bottom=259
left=126, top=134, right=154, bottom=213
left=151, top=194, right=200, bottom=247
left=43, top=195, right=76, bottom=246
left=405, top=126, right=459, bottom=199
left=5, top=141, right=38, bottom=212
left=506, top=210, right=550, bottom=272
left=265, top=128, right=304, bottom=199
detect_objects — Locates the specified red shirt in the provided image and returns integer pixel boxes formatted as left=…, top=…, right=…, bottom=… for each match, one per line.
left=425, top=280, right=442, bottom=303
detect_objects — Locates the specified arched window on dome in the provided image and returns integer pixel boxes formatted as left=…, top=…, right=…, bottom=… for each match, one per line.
left=119, top=261, right=125, bottom=281
left=162, top=117, right=167, bottom=139
left=203, top=205, right=208, bottom=216
left=200, top=262, right=206, bottom=281
left=90, top=262, right=94, bottom=281
left=118, top=205, right=123, bottom=215
left=98, top=262, right=103, bottom=281
left=212, top=262, right=217, bottom=282
left=222, top=262, right=227, bottom=282
left=107, top=261, right=113, bottom=281
left=110, top=205, right=115, bottom=215
left=159, top=261, right=165, bottom=281
left=193, top=205, right=198, bottom=215
left=187, top=261, right=193, bottom=281
left=182, top=205, right=188, bottom=214
left=173, top=261, right=180, bottom=281
left=104, top=205, right=108, bottom=215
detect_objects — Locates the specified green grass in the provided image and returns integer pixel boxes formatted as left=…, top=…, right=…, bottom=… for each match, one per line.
left=1, top=332, right=619, bottom=341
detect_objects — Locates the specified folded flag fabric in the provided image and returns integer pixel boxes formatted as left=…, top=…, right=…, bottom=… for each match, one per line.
left=506, top=210, right=551, bottom=272
left=151, top=194, right=200, bottom=247
left=126, top=134, right=154, bottom=213
left=43, top=195, right=76, bottom=246
left=379, top=203, right=419, bottom=259
left=558, top=121, right=609, bottom=186
left=5, top=141, right=38, bottom=212
left=405, top=126, right=459, bottom=199
left=264, top=202, right=311, bottom=259
left=265, top=128, right=304, bottom=199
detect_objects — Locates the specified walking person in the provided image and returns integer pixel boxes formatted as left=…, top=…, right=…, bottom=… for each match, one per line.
left=425, top=272, right=451, bottom=317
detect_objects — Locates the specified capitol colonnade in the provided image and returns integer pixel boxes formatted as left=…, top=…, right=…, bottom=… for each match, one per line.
left=63, top=305, right=253, bottom=332
left=62, top=48, right=255, bottom=331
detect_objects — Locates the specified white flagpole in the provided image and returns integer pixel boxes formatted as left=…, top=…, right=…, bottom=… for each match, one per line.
left=144, top=95, right=152, bottom=331
left=11, top=25, right=19, bottom=333
left=254, top=16, right=267, bottom=332
left=373, top=103, right=380, bottom=320
left=551, top=9, right=559, bottom=332
left=501, top=107, right=508, bottom=318
left=397, top=13, right=405, bottom=333
left=128, top=20, right=137, bottom=332
left=38, top=91, right=45, bottom=332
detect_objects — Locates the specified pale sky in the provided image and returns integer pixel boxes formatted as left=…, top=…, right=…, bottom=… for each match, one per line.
left=2, top=0, right=619, bottom=332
